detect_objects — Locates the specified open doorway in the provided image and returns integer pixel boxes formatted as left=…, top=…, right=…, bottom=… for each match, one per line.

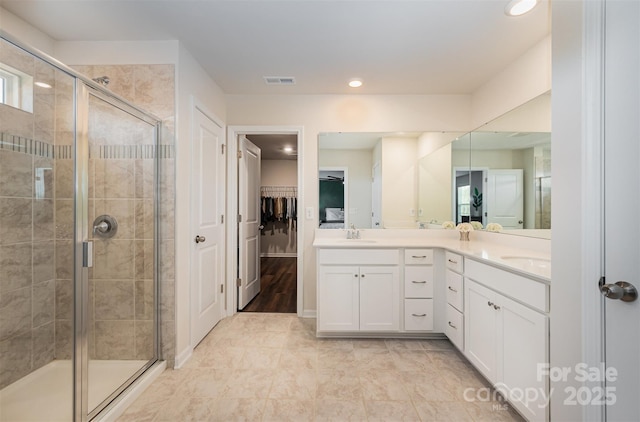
left=240, top=134, right=298, bottom=313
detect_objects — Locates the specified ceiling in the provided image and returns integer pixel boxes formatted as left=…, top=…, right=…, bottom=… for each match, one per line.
left=246, top=134, right=298, bottom=160
left=1, top=0, right=551, bottom=96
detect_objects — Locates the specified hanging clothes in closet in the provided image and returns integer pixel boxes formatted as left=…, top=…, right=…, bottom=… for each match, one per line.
left=260, top=186, right=297, bottom=235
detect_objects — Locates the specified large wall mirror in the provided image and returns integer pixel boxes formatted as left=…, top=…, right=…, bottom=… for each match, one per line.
left=318, top=91, right=551, bottom=238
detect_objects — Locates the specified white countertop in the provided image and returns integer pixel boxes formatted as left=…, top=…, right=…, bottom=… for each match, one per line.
left=313, top=229, right=551, bottom=282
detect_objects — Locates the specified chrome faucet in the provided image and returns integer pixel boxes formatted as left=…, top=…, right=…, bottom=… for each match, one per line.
left=347, top=223, right=360, bottom=239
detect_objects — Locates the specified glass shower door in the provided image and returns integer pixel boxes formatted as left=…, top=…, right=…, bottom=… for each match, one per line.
left=80, top=86, right=159, bottom=418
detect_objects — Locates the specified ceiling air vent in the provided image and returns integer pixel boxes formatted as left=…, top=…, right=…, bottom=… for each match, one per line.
left=264, top=76, right=296, bottom=85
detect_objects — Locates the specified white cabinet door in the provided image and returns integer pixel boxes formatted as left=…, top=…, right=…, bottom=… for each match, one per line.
left=318, top=265, right=359, bottom=331
left=465, top=280, right=498, bottom=382
left=360, top=266, right=400, bottom=331
left=499, top=294, right=549, bottom=422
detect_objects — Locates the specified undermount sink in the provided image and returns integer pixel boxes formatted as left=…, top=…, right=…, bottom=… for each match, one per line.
left=336, top=239, right=378, bottom=244
left=500, top=256, right=551, bottom=269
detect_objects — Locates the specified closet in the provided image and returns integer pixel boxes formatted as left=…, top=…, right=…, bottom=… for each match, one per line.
left=260, top=185, right=298, bottom=255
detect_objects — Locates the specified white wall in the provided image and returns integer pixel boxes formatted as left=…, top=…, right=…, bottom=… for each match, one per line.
left=381, top=136, right=418, bottom=227
left=0, top=7, right=55, bottom=54
left=226, top=94, right=471, bottom=313
left=418, top=143, right=452, bottom=223
left=262, top=159, right=297, bottom=186
left=471, top=35, right=552, bottom=130
left=550, top=1, right=585, bottom=420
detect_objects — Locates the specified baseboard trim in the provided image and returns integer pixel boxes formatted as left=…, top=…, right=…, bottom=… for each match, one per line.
left=260, top=253, right=298, bottom=258
left=302, top=309, right=317, bottom=318
left=173, top=347, right=193, bottom=369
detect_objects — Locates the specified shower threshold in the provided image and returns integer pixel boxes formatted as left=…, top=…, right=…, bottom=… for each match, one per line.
left=0, top=359, right=148, bottom=421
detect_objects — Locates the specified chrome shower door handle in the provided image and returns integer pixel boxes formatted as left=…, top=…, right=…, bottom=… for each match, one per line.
left=195, top=235, right=206, bottom=244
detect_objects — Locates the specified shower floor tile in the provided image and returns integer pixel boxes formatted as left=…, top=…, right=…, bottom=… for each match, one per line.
left=0, top=359, right=147, bottom=421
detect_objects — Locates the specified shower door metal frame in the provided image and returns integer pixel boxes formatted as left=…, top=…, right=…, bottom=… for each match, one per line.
left=75, top=82, right=161, bottom=422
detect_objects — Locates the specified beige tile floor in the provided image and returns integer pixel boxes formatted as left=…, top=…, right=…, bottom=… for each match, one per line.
left=117, top=313, right=524, bottom=421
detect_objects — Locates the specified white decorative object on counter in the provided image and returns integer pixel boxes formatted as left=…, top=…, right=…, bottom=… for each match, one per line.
left=470, top=221, right=483, bottom=230
left=486, top=222, right=503, bottom=232
left=456, top=222, right=474, bottom=241
left=442, top=221, right=455, bottom=229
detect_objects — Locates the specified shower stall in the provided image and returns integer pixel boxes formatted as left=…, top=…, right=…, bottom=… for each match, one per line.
left=0, top=35, right=164, bottom=421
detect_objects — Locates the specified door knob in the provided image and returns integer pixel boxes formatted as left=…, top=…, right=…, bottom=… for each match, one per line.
left=195, top=235, right=206, bottom=244
left=599, top=279, right=637, bottom=302
left=518, top=220, right=524, bottom=224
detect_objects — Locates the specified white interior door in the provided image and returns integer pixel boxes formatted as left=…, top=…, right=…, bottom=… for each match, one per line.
left=238, top=137, right=261, bottom=310
left=602, top=1, right=640, bottom=419
left=486, top=169, right=523, bottom=229
left=190, top=106, right=225, bottom=346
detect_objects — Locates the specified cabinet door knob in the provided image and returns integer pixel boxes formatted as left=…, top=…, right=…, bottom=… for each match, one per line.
left=354, top=274, right=359, bottom=277
left=448, top=286, right=457, bottom=292
left=361, top=274, right=365, bottom=278
left=448, top=259, right=458, bottom=264
left=448, top=321, right=457, bottom=329
left=493, top=304, right=501, bottom=310
left=487, top=301, right=493, bottom=307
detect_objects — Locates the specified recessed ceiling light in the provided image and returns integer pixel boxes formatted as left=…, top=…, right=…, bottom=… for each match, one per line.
left=348, top=79, right=363, bottom=88
left=284, top=146, right=293, bottom=153
left=35, top=81, right=52, bottom=88
left=505, top=0, right=538, bottom=16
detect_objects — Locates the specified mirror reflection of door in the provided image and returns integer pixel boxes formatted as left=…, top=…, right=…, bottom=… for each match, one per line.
left=319, top=168, right=347, bottom=229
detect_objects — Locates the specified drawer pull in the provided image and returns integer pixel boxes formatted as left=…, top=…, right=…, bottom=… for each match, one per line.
left=354, top=274, right=358, bottom=277
left=448, top=286, right=457, bottom=292
left=448, top=321, right=457, bottom=329
left=448, top=258, right=458, bottom=264
left=361, top=274, right=365, bottom=278
left=411, top=255, right=427, bottom=259
left=412, top=313, right=427, bottom=317
left=412, top=280, right=427, bottom=284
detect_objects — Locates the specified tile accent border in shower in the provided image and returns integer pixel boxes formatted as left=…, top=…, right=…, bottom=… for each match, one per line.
left=0, top=133, right=173, bottom=159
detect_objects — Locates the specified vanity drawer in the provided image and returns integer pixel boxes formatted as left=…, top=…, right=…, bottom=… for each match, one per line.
left=445, top=251, right=463, bottom=273
left=404, top=249, right=434, bottom=265
left=318, top=249, right=399, bottom=265
left=404, top=299, right=434, bottom=331
left=465, top=258, right=548, bottom=312
left=446, top=270, right=463, bottom=311
left=445, top=304, right=464, bottom=350
left=404, top=266, right=434, bottom=298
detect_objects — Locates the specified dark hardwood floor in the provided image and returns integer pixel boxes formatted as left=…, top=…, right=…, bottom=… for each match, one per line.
left=242, top=257, right=297, bottom=313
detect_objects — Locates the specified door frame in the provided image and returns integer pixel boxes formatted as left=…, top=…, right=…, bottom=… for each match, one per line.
left=581, top=0, right=606, bottom=420
left=227, top=126, right=305, bottom=317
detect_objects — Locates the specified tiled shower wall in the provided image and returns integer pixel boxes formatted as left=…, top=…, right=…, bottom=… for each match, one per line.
left=0, top=41, right=74, bottom=389
left=71, top=64, right=176, bottom=366
left=0, top=36, right=177, bottom=390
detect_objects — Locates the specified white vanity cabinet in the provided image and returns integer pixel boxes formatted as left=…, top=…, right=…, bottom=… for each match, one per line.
left=403, top=249, right=434, bottom=331
left=444, top=251, right=464, bottom=349
left=317, top=249, right=399, bottom=332
left=464, top=259, right=549, bottom=422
